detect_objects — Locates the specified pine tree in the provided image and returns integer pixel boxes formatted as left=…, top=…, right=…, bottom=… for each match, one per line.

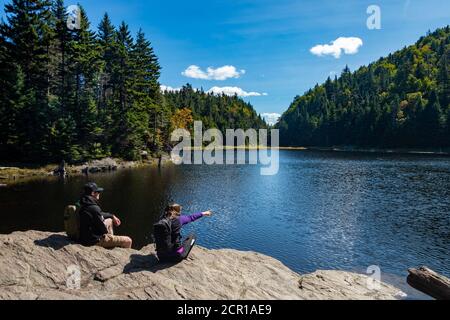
left=2, top=0, right=53, bottom=160
left=44, top=0, right=77, bottom=161
left=109, top=22, right=140, bottom=159
left=132, top=29, right=160, bottom=98
left=69, top=5, right=103, bottom=160
left=0, top=30, right=12, bottom=155
left=130, top=28, right=162, bottom=153
left=49, top=0, right=71, bottom=110
left=97, top=13, right=116, bottom=111
left=0, top=29, right=26, bottom=159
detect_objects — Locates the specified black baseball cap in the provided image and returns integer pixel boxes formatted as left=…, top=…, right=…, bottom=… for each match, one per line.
left=84, top=182, right=104, bottom=194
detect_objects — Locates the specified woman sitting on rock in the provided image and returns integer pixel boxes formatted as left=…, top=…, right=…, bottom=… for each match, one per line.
left=153, top=204, right=212, bottom=263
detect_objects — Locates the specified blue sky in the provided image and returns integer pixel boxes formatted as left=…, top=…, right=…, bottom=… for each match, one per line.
left=1, top=0, right=449, bottom=123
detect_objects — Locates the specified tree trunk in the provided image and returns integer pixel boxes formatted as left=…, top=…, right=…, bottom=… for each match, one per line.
left=407, top=266, right=450, bottom=300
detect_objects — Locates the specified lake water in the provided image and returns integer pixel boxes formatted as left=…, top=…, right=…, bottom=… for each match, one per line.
left=1, top=150, right=449, bottom=299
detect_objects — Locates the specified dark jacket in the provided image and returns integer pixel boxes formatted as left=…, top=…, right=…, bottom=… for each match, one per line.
left=155, top=213, right=203, bottom=257
left=169, top=218, right=182, bottom=252
left=154, top=218, right=181, bottom=257
left=78, top=195, right=113, bottom=246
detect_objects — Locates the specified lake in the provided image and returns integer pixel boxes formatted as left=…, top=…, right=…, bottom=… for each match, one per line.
left=1, top=150, right=449, bottom=299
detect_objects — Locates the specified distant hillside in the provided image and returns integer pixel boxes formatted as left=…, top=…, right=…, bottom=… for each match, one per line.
left=277, top=26, right=450, bottom=148
left=162, top=84, right=266, bottom=134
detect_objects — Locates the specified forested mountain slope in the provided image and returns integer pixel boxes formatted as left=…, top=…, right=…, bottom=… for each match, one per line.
left=277, top=26, right=450, bottom=149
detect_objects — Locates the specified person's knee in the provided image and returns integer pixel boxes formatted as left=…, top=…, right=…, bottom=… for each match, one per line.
left=104, top=218, right=114, bottom=234
left=124, top=236, right=132, bottom=249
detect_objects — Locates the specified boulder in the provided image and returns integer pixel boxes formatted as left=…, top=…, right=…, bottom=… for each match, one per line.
left=0, top=231, right=405, bottom=300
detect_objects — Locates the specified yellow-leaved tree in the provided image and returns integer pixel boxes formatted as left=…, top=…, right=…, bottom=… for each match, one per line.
left=170, top=108, right=194, bottom=132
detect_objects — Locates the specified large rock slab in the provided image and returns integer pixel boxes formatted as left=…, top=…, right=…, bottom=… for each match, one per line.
left=0, top=231, right=405, bottom=300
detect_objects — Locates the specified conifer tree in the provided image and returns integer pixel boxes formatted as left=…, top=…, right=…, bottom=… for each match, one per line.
left=2, top=0, right=53, bottom=160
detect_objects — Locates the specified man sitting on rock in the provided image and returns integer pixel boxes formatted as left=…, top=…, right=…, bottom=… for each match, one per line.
left=79, top=182, right=132, bottom=249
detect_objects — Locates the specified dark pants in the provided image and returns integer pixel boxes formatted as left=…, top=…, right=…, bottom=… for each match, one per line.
left=158, top=233, right=197, bottom=263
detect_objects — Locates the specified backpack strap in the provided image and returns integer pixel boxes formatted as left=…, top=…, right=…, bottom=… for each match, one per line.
left=162, top=217, right=172, bottom=234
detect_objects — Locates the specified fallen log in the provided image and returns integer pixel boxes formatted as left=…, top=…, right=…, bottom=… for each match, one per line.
left=407, top=266, right=450, bottom=300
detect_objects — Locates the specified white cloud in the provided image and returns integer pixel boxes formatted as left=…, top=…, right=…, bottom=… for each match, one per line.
left=182, top=65, right=245, bottom=80
left=161, top=85, right=268, bottom=98
left=207, top=86, right=268, bottom=97
left=261, top=113, right=281, bottom=126
left=310, top=37, right=363, bottom=59
left=160, top=85, right=181, bottom=92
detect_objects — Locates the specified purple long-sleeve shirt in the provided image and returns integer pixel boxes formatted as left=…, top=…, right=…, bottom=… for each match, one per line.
left=179, top=212, right=203, bottom=226
left=176, top=212, right=203, bottom=253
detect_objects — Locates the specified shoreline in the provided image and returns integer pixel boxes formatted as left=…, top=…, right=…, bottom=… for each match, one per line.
left=1, top=145, right=449, bottom=184
left=0, top=155, right=173, bottom=185
left=301, top=146, right=450, bottom=156
left=178, top=145, right=449, bottom=154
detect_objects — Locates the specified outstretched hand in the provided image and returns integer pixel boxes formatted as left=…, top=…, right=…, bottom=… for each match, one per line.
left=113, top=215, right=121, bottom=227
left=202, top=210, right=213, bottom=217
